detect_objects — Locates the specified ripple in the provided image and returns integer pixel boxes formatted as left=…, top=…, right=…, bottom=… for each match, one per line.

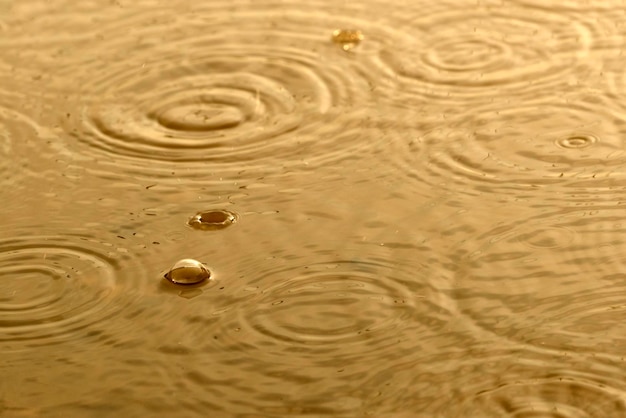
left=0, top=231, right=149, bottom=349
left=450, top=205, right=626, bottom=357
left=378, top=4, right=594, bottom=105
left=359, top=342, right=626, bottom=417
left=510, top=0, right=623, bottom=11
left=516, top=226, right=576, bottom=249
left=45, top=4, right=414, bottom=185
left=194, top=256, right=454, bottom=369
left=556, top=132, right=598, bottom=150
left=113, top=197, right=458, bottom=415
left=237, top=260, right=429, bottom=354
left=59, top=51, right=385, bottom=184
left=383, top=93, right=626, bottom=198
left=145, top=252, right=455, bottom=416
left=469, top=378, right=626, bottom=417
left=78, top=70, right=301, bottom=161
left=242, top=262, right=413, bottom=347
left=447, top=357, right=626, bottom=417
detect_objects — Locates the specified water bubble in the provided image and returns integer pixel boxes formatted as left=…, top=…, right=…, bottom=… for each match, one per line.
left=331, top=29, right=363, bottom=51
left=556, top=132, right=597, bottom=149
left=164, top=259, right=211, bottom=285
left=187, top=210, right=238, bottom=231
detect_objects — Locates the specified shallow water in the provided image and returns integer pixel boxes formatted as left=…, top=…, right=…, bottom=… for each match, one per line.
left=3, top=0, right=626, bottom=416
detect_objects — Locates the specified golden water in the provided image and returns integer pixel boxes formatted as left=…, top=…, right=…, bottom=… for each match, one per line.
left=2, top=0, right=626, bottom=416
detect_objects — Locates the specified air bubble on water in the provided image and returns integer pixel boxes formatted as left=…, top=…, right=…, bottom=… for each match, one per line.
left=555, top=133, right=597, bottom=149
left=331, top=29, right=364, bottom=51
left=164, top=259, right=211, bottom=285
left=187, top=210, right=238, bottom=231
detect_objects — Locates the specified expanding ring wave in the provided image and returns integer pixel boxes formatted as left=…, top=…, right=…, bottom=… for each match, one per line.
left=450, top=205, right=626, bottom=358
left=378, top=5, right=595, bottom=105
left=205, top=258, right=452, bottom=366
left=80, top=69, right=301, bottom=163
left=380, top=93, right=626, bottom=199
left=53, top=6, right=413, bottom=185
left=443, top=359, right=626, bottom=417
left=0, top=232, right=149, bottom=349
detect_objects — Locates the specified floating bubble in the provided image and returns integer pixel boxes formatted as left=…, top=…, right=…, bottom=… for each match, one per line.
left=187, top=210, right=238, bottom=231
left=164, top=259, right=211, bottom=285
left=555, top=132, right=598, bottom=149
left=331, top=29, right=364, bottom=51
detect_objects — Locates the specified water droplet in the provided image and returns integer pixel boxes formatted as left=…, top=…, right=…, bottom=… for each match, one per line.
left=556, top=133, right=597, bottom=149
left=164, top=259, right=211, bottom=285
left=187, top=210, right=238, bottom=231
left=331, top=29, right=363, bottom=51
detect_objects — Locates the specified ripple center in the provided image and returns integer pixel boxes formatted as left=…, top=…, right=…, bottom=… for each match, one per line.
left=156, top=103, right=244, bottom=132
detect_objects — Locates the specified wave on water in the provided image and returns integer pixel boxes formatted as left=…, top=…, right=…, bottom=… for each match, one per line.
left=377, top=3, right=597, bottom=106
left=379, top=92, right=626, bottom=199
left=0, top=230, right=150, bottom=350
left=35, top=3, right=421, bottom=186
left=449, top=205, right=626, bottom=359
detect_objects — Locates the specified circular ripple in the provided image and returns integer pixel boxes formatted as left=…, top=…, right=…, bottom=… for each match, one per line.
left=378, top=4, right=595, bottom=105
left=556, top=132, right=598, bottom=149
left=447, top=360, right=626, bottom=417
left=516, top=226, right=576, bottom=249
left=202, top=257, right=453, bottom=366
left=510, top=0, right=623, bottom=11
left=78, top=70, right=302, bottom=163
left=469, top=379, right=625, bottom=417
left=384, top=93, right=626, bottom=198
left=241, top=261, right=416, bottom=348
left=0, top=232, right=149, bottom=348
left=450, top=205, right=626, bottom=357
left=362, top=343, right=626, bottom=417
left=47, top=4, right=413, bottom=186
left=247, top=266, right=409, bottom=346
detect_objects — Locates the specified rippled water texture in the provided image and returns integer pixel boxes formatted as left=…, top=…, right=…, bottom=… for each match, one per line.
left=3, top=0, right=626, bottom=416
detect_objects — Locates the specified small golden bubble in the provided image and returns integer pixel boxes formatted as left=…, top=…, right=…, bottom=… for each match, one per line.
left=331, top=29, right=364, bottom=51
left=187, top=209, right=238, bottom=231
left=164, top=259, right=211, bottom=285
left=555, top=132, right=597, bottom=149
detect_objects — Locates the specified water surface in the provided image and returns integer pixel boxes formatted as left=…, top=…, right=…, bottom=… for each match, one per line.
left=2, top=0, right=626, bottom=416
